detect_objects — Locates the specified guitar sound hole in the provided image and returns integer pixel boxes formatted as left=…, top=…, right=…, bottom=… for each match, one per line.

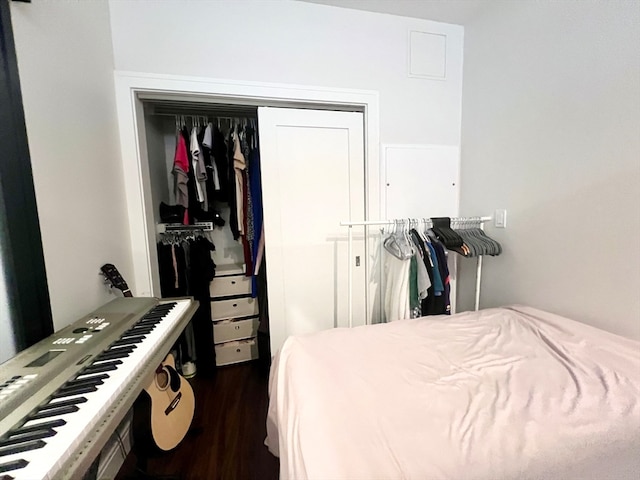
left=156, top=370, right=169, bottom=390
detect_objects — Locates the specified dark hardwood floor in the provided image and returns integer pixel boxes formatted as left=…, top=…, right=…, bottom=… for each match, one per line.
left=116, top=361, right=279, bottom=480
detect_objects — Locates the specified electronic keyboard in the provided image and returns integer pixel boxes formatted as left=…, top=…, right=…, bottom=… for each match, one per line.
left=0, top=296, right=198, bottom=479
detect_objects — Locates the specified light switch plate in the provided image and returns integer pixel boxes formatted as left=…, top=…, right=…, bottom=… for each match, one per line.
left=494, top=209, right=507, bottom=228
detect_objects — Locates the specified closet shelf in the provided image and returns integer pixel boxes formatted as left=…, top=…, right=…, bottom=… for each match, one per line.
left=156, top=221, right=214, bottom=234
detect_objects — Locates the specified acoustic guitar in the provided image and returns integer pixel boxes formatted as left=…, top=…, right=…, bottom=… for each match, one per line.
left=137, top=352, right=196, bottom=451
left=100, top=263, right=195, bottom=451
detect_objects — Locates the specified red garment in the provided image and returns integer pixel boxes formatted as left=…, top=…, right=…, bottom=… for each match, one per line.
left=173, top=133, right=190, bottom=225
left=174, top=134, right=189, bottom=172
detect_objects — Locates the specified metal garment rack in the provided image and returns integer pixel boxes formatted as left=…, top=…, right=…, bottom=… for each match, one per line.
left=339, top=216, right=492, bottom=327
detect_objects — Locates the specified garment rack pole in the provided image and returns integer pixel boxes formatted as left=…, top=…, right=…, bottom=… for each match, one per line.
left=340, top=216, right=492, bottom=328
left=474, top=222, right=485, bottom=312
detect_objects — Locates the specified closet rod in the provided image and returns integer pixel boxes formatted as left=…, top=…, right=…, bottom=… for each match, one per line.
left=340, top=216, right=492, bottom=227
left=151, top=112, right=257, bottom=120
left=340, top=216, right=492, bottom=328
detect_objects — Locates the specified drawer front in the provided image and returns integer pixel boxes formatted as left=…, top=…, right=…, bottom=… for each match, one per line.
left=215, top=338, right=258, bottom=366
left=211, top=297, right=258, bottom=320
left=210, top=274, right=251, bottom=298
left=213, top=317, right=259, bottom=344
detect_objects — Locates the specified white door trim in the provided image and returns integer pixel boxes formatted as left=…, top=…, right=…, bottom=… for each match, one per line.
left=113, top=71, right=381, bottom=315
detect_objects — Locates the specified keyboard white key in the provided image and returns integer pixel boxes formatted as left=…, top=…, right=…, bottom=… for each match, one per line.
left=0, top=299, right=192, bottom=479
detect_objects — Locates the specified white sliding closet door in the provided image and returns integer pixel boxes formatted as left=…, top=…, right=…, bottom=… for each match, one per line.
left=258, top=107, right=366, bottom=355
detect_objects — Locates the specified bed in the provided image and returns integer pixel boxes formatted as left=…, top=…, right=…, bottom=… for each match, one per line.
left=265, top=306, right=640, bottom=479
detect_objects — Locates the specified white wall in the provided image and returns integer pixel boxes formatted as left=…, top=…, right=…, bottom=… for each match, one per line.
left=458, top=1, right=640, bottom=339
left=10, top=1, right=132, bottom=330
left=108, top=0, right=464, bottom=147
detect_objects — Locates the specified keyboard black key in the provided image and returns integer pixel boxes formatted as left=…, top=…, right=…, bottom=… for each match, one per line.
left=110, top=336, right=145, bottom=347
left=57, top=382, right=103, bottom=397
left=108, top=344, right=138, bottom=352
left=72, top=373, right=109, bottom=383
left=51, top=385, right=97, bottom=399
left=0, top=440, right=45, bottom=457
left=28, top=405, right=79, bottom=422
left=0, top=459, right=28, bottom=473
left=124, top=328, right=154, bottom=337
left=9, top=419, right=66, bottom=436
left=38, top=396, right=88, bottom=411
left=82, top=360, right=122, bottom=374
left=94, top=349, right=132, bottom=361
left=62, top=375, right=107, bottom=389
left=0, top=429, right=56, bottom=448
left=119, top=333, right=148, bottom=342
left=136, top=319, right=161, bottom=326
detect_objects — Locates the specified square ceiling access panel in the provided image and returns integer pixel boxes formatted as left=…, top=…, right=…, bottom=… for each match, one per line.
left=408, top=30, right=447, bottom=80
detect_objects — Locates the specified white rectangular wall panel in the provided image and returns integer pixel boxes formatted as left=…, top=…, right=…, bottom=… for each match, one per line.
left=384, top=144, right=460, bottom=219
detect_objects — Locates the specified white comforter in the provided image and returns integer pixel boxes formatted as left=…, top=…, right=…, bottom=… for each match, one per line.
left=266, top=306, right=640, bottom=480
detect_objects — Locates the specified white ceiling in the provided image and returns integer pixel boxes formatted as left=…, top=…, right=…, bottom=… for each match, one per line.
left=297, top=0, right=493, bottom=25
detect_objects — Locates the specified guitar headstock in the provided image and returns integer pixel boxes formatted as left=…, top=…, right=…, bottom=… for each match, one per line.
left=100, top=263, right=132, bottom=297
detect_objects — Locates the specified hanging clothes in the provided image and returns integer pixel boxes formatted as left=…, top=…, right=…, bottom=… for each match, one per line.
left=182, top=127, right=198, bottom=225
left=157, top=233, right=217, bottom=374
left=157, top=241, right=188, bottom=297
left=212, top=125, right=229, bottom=202
left=227, top=130, right=240, bottom=239
left=409, top=229, right=431, bottom=318
left=172, top=132, right=190, bottom=224
left=201, top=122, right=221, bottom=209
left=249, top=149, right=264, bottom=297
left=420, top=238, right=451, bottom=316
left=384, top=252, right=412, bottom=322
left=190, top=126, right=208, bottom=211
left=232, top=130, right=245, bottom=235
left=241, top=130, right=255, bottom=276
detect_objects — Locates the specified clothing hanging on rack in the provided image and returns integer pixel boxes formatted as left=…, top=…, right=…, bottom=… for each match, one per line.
left=340, top=216, right=495, bottom=323
left=157, top=230, right=216, bottom=374
left=202, top=122, right=221, bottom=200
left=382, top=220, right=454, bottom=321
left=172, top=132, right=190, bottom=224
left=384, top=252, right=411, bottom=322
left=249, top=149, right=264, bottom=297
left=162, top=111, right=266, bottom=326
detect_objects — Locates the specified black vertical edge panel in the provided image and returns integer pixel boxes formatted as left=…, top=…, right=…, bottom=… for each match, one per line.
left=0, top=0, right=54, bottom=350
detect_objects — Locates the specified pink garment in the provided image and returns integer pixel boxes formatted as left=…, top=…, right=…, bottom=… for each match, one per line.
left=173, top=133, right=190, bottom=224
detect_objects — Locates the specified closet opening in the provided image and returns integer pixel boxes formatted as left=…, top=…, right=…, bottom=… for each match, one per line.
left=141, top=99, right=272, bottom=374
left=139, top=96, right=372, bottom=377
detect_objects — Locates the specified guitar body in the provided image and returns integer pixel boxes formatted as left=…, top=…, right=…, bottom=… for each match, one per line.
left=135, top=353, right=195, bottom=451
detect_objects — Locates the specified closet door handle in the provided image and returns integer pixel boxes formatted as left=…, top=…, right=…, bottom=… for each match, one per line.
left=232, top=303, right=238, bottom=307
left=236, top=348, right=241, bottom=353
left=234, top=325, right=240, bottom=330
left=231, top=281, right=236, bottom=285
